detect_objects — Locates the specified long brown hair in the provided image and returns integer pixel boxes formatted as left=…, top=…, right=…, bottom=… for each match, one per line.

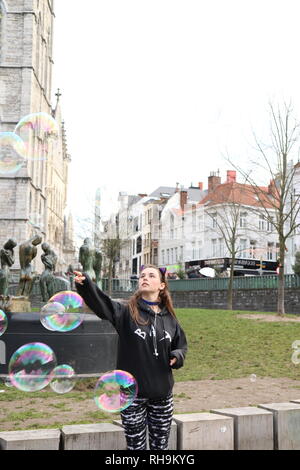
left=128, top=264, right=177, bottom=325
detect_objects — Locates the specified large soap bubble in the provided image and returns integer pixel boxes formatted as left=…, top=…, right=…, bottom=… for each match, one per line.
left=50, top=364, right=76, bottom=394
left=94, top=370, right=138, bottom=413
left=14, top=112, right=59, bottom=161
left=0, top=132, right=26, bottom=174
left=40, top=291, right=84, bottom=332
left=49, top=291, right=84, bottom=310
left=8, top=342, right=57, bottom=392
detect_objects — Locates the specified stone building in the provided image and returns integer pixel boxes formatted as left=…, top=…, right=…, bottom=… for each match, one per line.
left=0, top=0, right=75, bottom=275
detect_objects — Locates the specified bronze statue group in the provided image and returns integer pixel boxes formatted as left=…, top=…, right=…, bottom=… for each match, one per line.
left=0, top=235, right=102, bottom=302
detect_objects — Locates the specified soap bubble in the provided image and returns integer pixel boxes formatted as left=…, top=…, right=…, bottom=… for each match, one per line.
left=291, top=340, right=300, bottom=365
left=40, top=302, right=67, bottom=331
left=14, top=112, right=59, bottom=161
left=50, top=364, right=76, bottom=394
left=40, top=291, right=85, bottom=332
left=250, top=374, right=257, bottom=382
left=292, top=340, right=300, bottom=349
left=49, top=291, right=84, bottom=310
left=15, top=112, right=59, bottom=137
left=0, top=132, right=26, bottom=174
left=94, top=370, right=138, bottom=413
left=0, top=309, right=8, bottom=336
left=220, top=426, right=227, bottom=433
left=8, top=342, right=57, bottom=392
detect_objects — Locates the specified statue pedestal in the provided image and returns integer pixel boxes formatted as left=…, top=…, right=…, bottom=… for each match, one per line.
left=8, top=297, right=32, bottom=313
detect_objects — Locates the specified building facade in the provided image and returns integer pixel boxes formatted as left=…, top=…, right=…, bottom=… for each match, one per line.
left=100, top=174, right=280, bottom=279
left=0, top=0, right=74, bottom=274
left=183, top=171, right=279, bottom=276
left=285, top=161, right=300, bottom=274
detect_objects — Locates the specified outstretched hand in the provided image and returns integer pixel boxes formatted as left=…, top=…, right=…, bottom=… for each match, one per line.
left=74, top=270, right=86, bottom=285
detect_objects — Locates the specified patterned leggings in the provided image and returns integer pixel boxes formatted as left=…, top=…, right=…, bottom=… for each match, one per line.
left=120, top=394, right=173, bottom=450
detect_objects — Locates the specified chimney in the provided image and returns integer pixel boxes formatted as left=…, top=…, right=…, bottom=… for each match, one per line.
left=268, top=179, right=277, bottom=197
left=180, top=190, right=188, bottom=211
left=226, top=170, right=236, bottom=183
left=208, top=172, right=221, bottom=193
left=198, top=182, right=203, bottom=190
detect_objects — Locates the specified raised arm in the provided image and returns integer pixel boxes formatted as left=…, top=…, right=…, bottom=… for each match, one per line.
left=74, top=271, right=127, bottom=330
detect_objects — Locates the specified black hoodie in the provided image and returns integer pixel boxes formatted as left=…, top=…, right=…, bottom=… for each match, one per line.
left=76, top=274, right=188, bottom=399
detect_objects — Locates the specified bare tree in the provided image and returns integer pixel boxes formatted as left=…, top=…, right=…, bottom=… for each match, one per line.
left=204, top=182, right=270, bottom=309
left=101, top=236, right=125, bottom=296
left=227, top=102, right=300, bottom=315
left=206, top=200, right=242, bottom=310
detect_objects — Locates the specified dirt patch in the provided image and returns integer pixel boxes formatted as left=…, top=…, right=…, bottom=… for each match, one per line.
left=236, top=313, right=300, bottom=322
left=1, top=377, right=300, bottom=431
left=173, top=376, right=300, bottom=412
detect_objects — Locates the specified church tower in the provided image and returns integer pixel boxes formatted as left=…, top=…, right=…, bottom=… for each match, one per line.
left=0, top=0, right=71, bottom=274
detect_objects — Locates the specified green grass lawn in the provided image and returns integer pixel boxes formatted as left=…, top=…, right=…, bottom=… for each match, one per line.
left=173, top=308, right=300, bottom=382
left=3, top=308, right=300, bottom=388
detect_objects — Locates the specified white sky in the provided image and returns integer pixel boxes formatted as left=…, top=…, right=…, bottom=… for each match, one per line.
left=52, top=0, right=300, bottom=227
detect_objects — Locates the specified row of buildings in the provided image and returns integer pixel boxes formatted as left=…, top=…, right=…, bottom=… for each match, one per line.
left=101, top=168, right=300, bottom=278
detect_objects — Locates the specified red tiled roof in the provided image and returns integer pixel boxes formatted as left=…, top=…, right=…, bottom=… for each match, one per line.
left=197, top=182, right=276, bottom=209
left=161, top=181, right=277, bottom=218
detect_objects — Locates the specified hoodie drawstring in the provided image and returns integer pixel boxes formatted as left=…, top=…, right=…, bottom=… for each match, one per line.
left=152, top=313, right=159, bottom=358
left=151, top=313, right=169, bottom=360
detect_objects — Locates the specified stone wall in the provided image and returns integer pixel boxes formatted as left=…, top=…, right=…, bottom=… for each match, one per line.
left=7, top=282, right=300, bottom=314
left=171, top=288, right=300, bottom=314
left=109, top=287, right=300, bottom=314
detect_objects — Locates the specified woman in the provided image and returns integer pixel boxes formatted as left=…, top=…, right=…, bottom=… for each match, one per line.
left=74, top=264, right=187, bottom=450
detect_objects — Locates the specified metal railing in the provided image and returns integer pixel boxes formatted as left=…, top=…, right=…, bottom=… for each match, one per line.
left=101, top=278, right=138, bottom=292
left=167, top=274, right=300, bottom=291
left=8, top=274, right=300, bottom=296
left=101, top=274, right=300, bottom=292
